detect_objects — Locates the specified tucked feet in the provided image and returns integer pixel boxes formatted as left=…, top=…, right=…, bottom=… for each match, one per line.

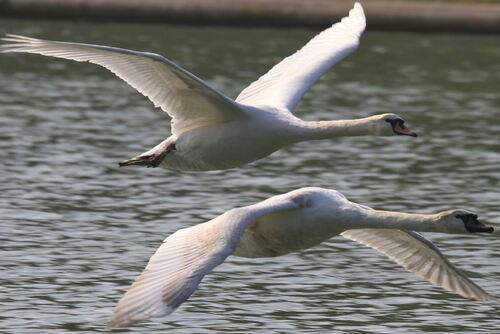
left=118, top=143, right=176, bottom=168
left=118, top=153, right=166, bottom=168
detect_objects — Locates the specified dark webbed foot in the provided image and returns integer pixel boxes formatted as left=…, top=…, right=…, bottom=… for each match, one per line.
left=118, top=142, right=175, bottom=168
left=118, top=153, right=165, bottom=168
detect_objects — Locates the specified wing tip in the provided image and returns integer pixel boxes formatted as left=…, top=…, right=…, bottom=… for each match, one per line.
left=1, top=34, right=42, bottom=53
left=109, top=309, right=141, bottom=329
left=350, top=2, right=366, bottom=29
left=109, top=316, right=131, bottom=329
left=109, top=305, right=174, bottom=329
left=353, top=2, right=364, bottom=14
left=2, top=33, right=37, bottom=44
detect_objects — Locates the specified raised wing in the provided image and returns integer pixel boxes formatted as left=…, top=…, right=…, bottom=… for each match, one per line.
left=110, top=196, right=300, bottom=328
left=236, top=2, right=366, bottom=112
left=341, top=229, right=496, bottom=302
left=1, top=34, right=247, bottom=136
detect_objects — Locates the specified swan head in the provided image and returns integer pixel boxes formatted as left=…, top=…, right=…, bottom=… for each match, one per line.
left=376, top=114, right=417, bottom=137
left=437, top=210, right=494, bottom=234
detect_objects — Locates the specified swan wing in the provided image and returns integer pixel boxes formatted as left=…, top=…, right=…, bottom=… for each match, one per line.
left=235, top=2, right=365, bottom=112
left=341, top=229, right=496, bottom=302
left=110, top=196, right=300, bottom=328
left=1, top=34, right=247, bottom=136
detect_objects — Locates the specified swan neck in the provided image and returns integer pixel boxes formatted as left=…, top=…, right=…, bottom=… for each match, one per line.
left=297, top=117, right=380, bottom=141
left=356, top=209, right=441, bottom=232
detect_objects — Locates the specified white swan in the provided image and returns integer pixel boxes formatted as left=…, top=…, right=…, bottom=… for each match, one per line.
left=109, top=187, right=495, bottom=328
left=1, top=3, right=416, bottom=171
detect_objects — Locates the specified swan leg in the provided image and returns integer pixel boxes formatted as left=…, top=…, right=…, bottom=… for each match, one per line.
left=118, top=142, right=175, bottom=168
left=118, top=153, right=165, bottom=168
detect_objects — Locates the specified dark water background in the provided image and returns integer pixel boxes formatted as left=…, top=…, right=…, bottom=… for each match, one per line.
left=1, top=19, right=499, bottom=333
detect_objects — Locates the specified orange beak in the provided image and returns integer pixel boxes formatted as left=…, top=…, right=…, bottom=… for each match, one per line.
left=394, top=121, right=417, bottom=137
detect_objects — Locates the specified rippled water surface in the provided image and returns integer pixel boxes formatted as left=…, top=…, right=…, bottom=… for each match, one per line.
left=1, top=19, right=499, bottom=333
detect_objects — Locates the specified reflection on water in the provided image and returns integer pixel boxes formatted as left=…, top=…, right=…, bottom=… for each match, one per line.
left=1, top=19, right=499, bottom=333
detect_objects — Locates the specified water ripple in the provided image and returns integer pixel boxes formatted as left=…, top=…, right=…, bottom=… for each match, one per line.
left=0, top=21, right=499, bottom=333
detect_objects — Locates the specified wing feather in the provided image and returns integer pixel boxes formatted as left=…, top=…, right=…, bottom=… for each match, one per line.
left=236, top=2, right=366, bottom=112
left=1, top=34, right=246, bottom=135
left=341, top=229, right=496, bottom=302
left=109, top=195, right=301, bottom=328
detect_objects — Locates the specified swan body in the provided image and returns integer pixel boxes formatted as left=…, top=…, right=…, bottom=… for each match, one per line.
left=1, top=3, right=416, bottom=171
left=109, top=187, right=496, bottom=328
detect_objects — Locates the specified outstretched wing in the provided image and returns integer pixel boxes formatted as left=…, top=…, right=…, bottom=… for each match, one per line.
left=1, top=34, right=247, bottom=136
left=236, top=2, right=366, bottom=112
left=110, top=196, right=300, bottom=328
left=341, top=229, right=496, bottom=302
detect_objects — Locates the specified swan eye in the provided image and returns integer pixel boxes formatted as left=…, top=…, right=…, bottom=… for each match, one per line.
left=456, top=213, right=478, bottom=221
left=456, top=213, right=478, bottom=225
left=385, top=118, right=404, bottom=127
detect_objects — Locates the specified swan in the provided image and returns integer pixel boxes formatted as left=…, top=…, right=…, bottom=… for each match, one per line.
left=109, top=187, right=496, bottom=328
left=1, top=3, right=416, bottom=171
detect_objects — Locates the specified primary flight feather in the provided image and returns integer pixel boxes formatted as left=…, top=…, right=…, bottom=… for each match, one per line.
left=109, top=187, right=496, bottom=328
left=1, top=3, right=416, bottom=171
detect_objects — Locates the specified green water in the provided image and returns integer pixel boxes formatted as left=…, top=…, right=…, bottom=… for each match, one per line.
left=1, top=19, right=499, bottom=333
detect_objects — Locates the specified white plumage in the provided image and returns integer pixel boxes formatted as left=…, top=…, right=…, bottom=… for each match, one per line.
left=1, top=3, right=416, bottom=171
left=109, top=187, right=496, bottom=328
left=236, top=4, right=366, bottom=111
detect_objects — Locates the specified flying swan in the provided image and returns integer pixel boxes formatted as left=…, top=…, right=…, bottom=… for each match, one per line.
left=1, top=3, right=416, bottom=171
left=109, top=187, right=495, bottom=328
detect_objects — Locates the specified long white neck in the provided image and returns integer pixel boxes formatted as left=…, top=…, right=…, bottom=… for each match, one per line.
left=291, top=115, right=386, bottom=142
left=346, top=208, right=445, bottom=232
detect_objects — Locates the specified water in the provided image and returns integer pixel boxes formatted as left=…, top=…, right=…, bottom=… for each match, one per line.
left=1, top=19, right=500, bottom=333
